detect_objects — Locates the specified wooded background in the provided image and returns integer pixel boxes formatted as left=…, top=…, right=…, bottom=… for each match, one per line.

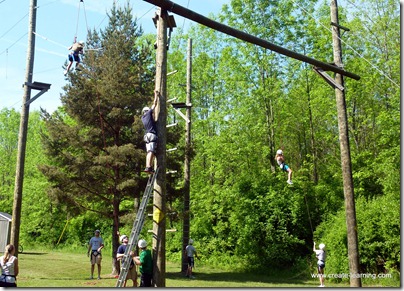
left=0, top=0, right=399, bottom=282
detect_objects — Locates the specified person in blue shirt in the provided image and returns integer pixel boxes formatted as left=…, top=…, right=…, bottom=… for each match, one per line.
left=141, top=90, right=159, bottom=174
left=87, top=230, right=104, bottom=280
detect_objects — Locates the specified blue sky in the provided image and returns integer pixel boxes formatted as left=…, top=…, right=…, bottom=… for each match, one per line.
left=0, top=0, right=229, bottom=113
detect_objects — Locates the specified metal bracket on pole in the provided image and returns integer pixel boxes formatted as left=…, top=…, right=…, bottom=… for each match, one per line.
left=166, top=170, right=177, bottom=174
left=171, top=103, right=192, bottom=123
left=313, top=67, right=344, bottom=91
left=24, top=81, right=51, bottom=106
left=152, top=12, right=177, bottom=50
left=166, top=147, right=177, bottom=152
left=167, top=122, right=178, bottom=128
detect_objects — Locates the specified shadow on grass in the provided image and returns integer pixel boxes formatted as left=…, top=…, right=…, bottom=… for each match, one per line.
left=166, top=270, right=308, bottom=285
left=19, top=252, right=48, bottom=255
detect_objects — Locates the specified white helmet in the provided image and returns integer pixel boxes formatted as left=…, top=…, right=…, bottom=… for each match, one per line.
left=138, top=239, right=147, bottom=248
left=120, top=235, right=128, bottom=242
left=142, top=106, right=150, bottom=113
left=189, top=239, right=193, bottom=245
left=276, top=149, right=283, bottom=155
left=79, top=40, right=85, bottom=45
left=319, top=243, right=325, bottom=250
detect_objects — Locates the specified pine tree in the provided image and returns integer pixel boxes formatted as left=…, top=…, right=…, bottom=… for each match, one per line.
left=39, top=3, right=155, bottom=274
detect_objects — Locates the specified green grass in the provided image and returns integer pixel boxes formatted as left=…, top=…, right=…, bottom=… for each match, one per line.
left=16, top=248, right=399, bottom=287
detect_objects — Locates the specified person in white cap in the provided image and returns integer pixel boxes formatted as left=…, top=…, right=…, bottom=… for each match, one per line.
left=184, top=238, right=198, bottom=279
left=133, top=239, right=153, bottom=287
left=64, top=40, right=85, bottom=75
left=141, top=90, right=159, bottom=174
left=313, top=242, right=326, bottom=287
left=275, top=149, right=293, bottom=184
left=116, top=235, right=138, bottom=287
left=87, top=230, right=104, bottom=280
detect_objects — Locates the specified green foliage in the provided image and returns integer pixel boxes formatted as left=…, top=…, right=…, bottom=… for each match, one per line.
left=0, top=0, right=399, bottom=280
left=0, top=108, right=20, bottom=212
left=314, top=191, right=400, bottom=282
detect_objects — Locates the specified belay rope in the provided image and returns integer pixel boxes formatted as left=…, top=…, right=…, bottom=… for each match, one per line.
left=74, top=0, right=89, bottom=43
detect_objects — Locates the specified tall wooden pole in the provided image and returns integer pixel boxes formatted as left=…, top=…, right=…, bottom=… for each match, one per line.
left=153, top=7, right=168, bottom=287
left=181, top=38, right=192, bottom=273
left=330, top=0, right=361, bottom=287
left=10, top=0, right=37, bottom=255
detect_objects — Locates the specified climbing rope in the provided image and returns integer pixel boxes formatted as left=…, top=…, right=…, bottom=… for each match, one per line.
left=74, top=0, right=89, bottom=43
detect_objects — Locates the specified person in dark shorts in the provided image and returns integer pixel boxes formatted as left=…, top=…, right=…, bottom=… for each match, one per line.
left=133, top=239, right=153, bottom=287
left=64, top=40, right=84, bottom=75
left=313, top=242, right=326, bottom=287
left=185, top=239, right=198, bottom=279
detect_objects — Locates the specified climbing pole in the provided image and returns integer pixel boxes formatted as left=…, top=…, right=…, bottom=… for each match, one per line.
left=115, top=167, right=159, bottom=288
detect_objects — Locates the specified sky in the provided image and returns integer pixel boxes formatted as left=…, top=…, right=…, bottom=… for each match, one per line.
left=0, top=0, right=229, bottom=113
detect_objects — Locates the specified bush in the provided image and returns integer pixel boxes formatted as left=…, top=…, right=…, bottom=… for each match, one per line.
left=314, top=191, right=400, bottom=284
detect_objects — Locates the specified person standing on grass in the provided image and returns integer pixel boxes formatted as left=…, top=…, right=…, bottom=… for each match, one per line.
left=0, top=244, right=18, bottom=287
left=185, top=239, right=198, bottom=279
left=87, top=230, right=104, bottom=280
left=117, top=235, right=138, bottom=287
left=313, top=242, right=326, bottom=287
left=133, top=239, right=153, bottom=287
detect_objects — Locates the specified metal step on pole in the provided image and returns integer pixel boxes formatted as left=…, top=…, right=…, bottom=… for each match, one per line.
left=115, top=167, right=159, bottom=287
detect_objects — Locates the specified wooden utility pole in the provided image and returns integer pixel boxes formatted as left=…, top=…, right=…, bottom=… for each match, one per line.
left=153, top=7, right=168, bottom=287
left=330, top=0, right=361, bottom=287
left=10, top=0, right=37, bottom=255
left=181, top=38, right=192, bottom=273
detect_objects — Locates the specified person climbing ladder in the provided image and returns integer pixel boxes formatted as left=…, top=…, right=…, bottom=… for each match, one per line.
left=64, top=40, right=84, bottom=75
left=275, top=149, right=293, bottom=184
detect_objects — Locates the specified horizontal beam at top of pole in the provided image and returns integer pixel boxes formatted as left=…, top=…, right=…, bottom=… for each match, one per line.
left=142, top=0, right=360, bottom=81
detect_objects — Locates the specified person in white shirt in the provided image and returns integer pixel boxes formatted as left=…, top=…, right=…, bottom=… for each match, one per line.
left=313, top=242, right=326, bottom=287
left=0, top=244, right=19, bottom=287
left=185, top=239, right=198, bottom=279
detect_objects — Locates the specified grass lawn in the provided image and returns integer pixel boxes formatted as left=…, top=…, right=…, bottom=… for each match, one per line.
left=16, top=249, right=398, bottom=288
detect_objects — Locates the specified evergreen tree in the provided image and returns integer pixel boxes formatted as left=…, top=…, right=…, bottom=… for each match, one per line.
left=39, top=3, right=155, bottom=274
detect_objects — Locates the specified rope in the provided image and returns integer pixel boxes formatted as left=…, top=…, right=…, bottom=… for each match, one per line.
left=74, top=0, right=82, bottom=43
left=33, top=31, right=67, bottom=49
left=96, top=92, right=107, bottom=150
left=74, top=0, right=90, bottom=43
left=304, top=191, right=314, bottom=236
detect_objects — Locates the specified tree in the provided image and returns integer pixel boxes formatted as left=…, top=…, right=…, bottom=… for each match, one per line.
left=39, top=3, right=155, bottom=274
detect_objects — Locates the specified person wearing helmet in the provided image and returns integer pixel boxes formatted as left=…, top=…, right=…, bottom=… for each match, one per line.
left=64, top=40, right=85, bottom=75
left=184, top=238, right=198, bottom=279
left=87, top=230, right=104, bottom=280
left=275, top=149, right=293, bottom=184
left=116, top=235, right=138, bottom=287
left=313, top=242, right=326, bottom=287
left=141, top=90, right=159, bottom=174
left=133, top=239, right=153, bottom=287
